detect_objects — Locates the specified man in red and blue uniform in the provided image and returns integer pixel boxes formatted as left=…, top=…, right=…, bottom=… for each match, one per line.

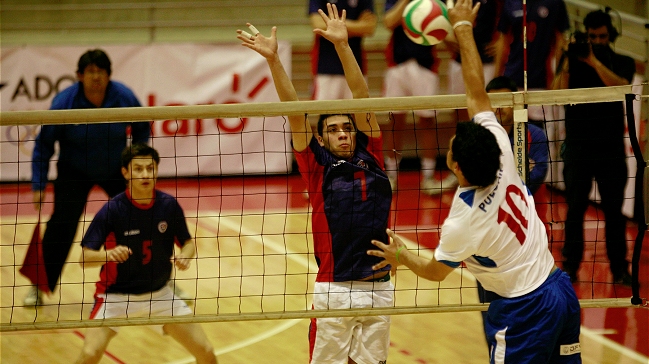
left=238, top=5, right=393, bottom=362
left=75, top=143, right=217, bottom=364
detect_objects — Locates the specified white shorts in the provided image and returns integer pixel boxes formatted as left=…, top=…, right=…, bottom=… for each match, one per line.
left=309, top=280, right=394, bottom=364
left=90, top=286, right=192, bottom=333
left=383, top=59, right=439, bottom=118
left=313, top=74, right=354, bottom=100
left=447, top=58, right=496, bottom=95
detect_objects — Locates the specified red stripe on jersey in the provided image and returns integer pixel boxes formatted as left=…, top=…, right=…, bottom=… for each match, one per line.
left=89, top=296, right=105, bottom=319
left=96, top=232, right=118, bottom=295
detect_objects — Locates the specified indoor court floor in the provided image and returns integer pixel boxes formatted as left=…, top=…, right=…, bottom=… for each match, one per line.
left=1, top=170, right=647, bottom=363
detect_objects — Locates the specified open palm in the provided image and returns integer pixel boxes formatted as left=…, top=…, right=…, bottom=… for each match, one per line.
left=237, top=24, right=278, bottom=60
left=314, top=3, right=348, bottom=45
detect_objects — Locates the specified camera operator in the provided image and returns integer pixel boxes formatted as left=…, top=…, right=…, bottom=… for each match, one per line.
left=552, top=9, right=636, bottom=285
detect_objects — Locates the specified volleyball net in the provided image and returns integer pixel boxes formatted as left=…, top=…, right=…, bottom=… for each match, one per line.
left=0, top=85, right=647, bottom=332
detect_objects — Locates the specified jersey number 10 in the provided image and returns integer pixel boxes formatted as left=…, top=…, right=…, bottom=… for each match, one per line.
left=497, top=184, right=529, bottom=245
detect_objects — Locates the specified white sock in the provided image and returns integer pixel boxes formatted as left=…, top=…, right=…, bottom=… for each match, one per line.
left=421, top=157, right=435, bottom=180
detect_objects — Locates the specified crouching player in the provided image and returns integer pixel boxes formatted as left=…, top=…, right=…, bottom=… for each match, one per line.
left=75, top=143, right=217, bottom=364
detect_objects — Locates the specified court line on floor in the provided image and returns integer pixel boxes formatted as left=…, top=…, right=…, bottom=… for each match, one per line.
left=580, top=326, right=648, bottom=363
left=164, top=213, right=314, bottom=363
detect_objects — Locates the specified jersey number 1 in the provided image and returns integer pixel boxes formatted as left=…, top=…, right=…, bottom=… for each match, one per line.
left=354, top=171, right=367, bottom=201
left=496, top=185, right=529, bottom=245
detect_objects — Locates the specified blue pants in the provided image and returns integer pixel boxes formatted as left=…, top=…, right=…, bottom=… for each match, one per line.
left=485, top=269, right=582, bottom=363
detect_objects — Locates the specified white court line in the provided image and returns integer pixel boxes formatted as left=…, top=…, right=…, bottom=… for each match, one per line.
left=166, top=213, right=315, bottom=363
left=165, top=319, right=302, bottom=364
left=581, top=326, right=649, bottom=363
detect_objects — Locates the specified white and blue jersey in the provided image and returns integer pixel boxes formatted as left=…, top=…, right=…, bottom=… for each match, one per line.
left=435, top=112, right=554, bottom=297
left=436, top=112, right=581, bottom=363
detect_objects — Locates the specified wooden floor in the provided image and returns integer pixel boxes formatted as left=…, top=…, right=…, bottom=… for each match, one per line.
left=1, top=172, right=647, bottom=363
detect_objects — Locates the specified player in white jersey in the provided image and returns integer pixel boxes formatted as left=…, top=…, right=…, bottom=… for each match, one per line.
left=368, top=0, right=581, bottom=362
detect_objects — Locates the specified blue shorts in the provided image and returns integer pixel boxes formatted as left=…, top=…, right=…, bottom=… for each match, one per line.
left=485, top=269, right=582, bottom=363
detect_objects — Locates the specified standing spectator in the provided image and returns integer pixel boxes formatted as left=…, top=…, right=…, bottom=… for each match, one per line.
left=494, top=0, right=569, bottom=126
left=24, top=49, right=150, bottom=306
left=552, top=9, right=635, bottom=285
left=369, top=0, right=581, bottom=361
left=309, top=0, right=376, bottom=100
left=238, top=4, right=393, bottom=362
left=74, top=143, right=217, bottom=364
left=382, top=0, right=448, bottom=194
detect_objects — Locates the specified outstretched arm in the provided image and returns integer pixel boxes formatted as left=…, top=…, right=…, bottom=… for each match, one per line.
left=314, top=3, right=380, bottom=138
left=237, top=24, right=312, bottom=152
left=368, top=229, right=454, bottom=281
left=448, top=0, right=492, bottom=118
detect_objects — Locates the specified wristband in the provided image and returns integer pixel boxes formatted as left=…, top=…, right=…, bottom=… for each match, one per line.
left=453, top=20, right=473, bottom=30
left=395, top=246, right=406, bottom=264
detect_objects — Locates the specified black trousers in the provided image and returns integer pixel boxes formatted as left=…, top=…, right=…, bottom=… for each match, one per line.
left=562, top=152, right=628, bottom=277
left=41, top=166, right=124, bottom=292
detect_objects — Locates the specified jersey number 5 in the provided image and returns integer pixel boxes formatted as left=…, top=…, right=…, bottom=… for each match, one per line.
left=142, top=240, right=152, bottom=265
left=497, top=184, right=529, bottom=245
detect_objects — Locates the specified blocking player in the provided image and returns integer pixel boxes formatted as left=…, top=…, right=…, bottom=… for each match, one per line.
left=75, top=143, right=216, bottom=364
left=237, top=4, right=393, bottom=363
left=368, top=0, right=581, bottom=362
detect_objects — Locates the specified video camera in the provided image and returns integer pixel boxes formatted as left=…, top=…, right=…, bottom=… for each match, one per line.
left=566, top=31, right=590, bottom=59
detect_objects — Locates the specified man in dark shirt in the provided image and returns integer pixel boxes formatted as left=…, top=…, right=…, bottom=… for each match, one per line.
left=552, top=9, right=636, bottom=285
left=24, top=49, right=150, bottom=306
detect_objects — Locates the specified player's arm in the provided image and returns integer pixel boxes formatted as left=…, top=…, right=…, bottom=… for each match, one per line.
left=368, top=229, right=454, bottom=281
left=384, top=0, right=409, bottom=30
left=80, top=246, right=132, bottom=268
left=237, top=24, right=312, bottom=152
left=174, top=239, right=196, bottom=271
left=492, top=32, right=508, bottom=76
left=315, top=3, right=380, bottom=138
left=551, top=54, right=569, bottom=90
left=31, top=126, right=58, bottom=210
left=449, top=0, right=492, bottom=118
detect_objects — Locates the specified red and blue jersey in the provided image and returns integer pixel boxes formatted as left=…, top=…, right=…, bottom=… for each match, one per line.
left=384, top=0, right=441, bottom=72
left=309, top=0, right=375, bottom=76
left=81, top=190, right=191, bottom=295
left=295, top=132, right=392, bottom=282
left=498, top=0, right=569, bottom=88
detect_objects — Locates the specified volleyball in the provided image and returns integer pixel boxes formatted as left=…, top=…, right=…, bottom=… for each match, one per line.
left=402, top=0, right=452, bottom=46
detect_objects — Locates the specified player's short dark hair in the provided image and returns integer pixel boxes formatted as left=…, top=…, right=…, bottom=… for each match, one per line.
left=316, top=114, right=356, bottom=136
left=452, top=122, right=501, bottom=187
left=486, top=76, right=518, bottom=93
left=121, top=143, right=160, bottom=168
left=77, top=49, right=112, bottom=76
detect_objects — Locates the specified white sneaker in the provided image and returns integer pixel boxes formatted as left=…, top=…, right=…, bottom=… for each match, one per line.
left=168, top=281, right=192, bottom=301
left=421, top=174, right=458, bottom=195
left=23, top=286, right=43, bottom=306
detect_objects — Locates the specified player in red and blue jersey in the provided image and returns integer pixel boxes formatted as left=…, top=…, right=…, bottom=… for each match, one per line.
left=238, top=4, right=392, bottom=363
left=75, top=143, right=216, bottom=364
left=370, top=0, right=581, bottom=362
left=309, top=0, right=376, bottom=100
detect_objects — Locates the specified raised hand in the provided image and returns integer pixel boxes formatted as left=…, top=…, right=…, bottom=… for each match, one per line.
left=448, top=0, right=480, bottom=27
left=237, top=23, right=278, bottom=60
left=313, top=3, right=348, bottom=46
